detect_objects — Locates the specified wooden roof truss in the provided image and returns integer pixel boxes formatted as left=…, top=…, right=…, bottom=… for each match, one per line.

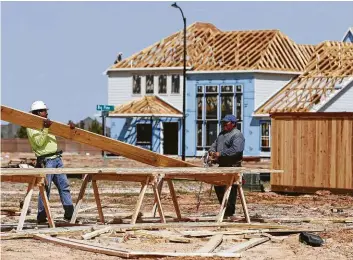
left=110, top=95, right=182, bottom=117
left=112, top=22, right=315, bottom=72
left=256, top=42, right=353, bottom=113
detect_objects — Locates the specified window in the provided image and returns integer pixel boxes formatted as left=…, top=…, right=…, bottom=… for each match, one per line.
left=132, top=75, right=141, bottom=94
left=136, top=124, right=152, bottom=145
left=171, top=75, right=180, bottom=94
left=146, top=75, right=154, bottom=94
left=221, top=85, right=233, bottom=119
left=158, top=75, right=167, bottom=94
left=196, top=84, right=243, bottom=151
left=260, top=122, right=271, bottom=152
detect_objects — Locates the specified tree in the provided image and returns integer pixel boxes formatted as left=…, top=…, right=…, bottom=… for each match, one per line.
left=16, top=126, right=28, bottom=138
left=88, top=119, right=102, bottom=135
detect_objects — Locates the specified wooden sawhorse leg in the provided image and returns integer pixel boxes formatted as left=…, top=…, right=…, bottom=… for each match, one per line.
left=17, top=178, right=36, bottom=231
left=152, top=182, right=166, bottom=223
left=92, top=180, right=105, bottom=223
left=216, top=175, right=235, bottom=223
left=237, top=184, right=251, bottom=223
left=38, top=180, right=55, bottom=228
left=71, top=174, right=92, bottom=223
left=151, top=179, right=163, bottom=218
left=130, top=176, right=150, bottom=224
left=166, top=179, right=182, bottom=221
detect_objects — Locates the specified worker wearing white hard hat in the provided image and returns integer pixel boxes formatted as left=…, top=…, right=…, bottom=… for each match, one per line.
left=30, top=100, right=49, bottom=112
left=26, top=101, right=75, bottom=223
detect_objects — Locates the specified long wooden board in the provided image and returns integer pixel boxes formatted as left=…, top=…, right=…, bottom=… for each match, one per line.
left=1, top=105, right=195, bottom=167
left=0, top=167, right=281, bottom=176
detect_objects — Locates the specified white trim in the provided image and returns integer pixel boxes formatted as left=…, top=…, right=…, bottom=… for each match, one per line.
left=105, top=67, right=193, bottom=74
left=260, top=151, right=271, bottom=158
left=252, top=113, right=270, bottom=118
left=105, top=68, right=303, bottom=75
left=313, top=77, right=353, bottom=112
left=109, top=114, right=183, bottom=118
left=187, top=70, right=302, bottom=75
left=341, top=27, right=353, bottom=41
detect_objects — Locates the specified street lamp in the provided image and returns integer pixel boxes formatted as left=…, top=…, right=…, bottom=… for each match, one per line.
left=171, top=2, right=187, bottom=161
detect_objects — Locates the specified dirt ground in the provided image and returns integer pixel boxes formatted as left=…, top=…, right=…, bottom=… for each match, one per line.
left=1, top=153, right=353, bottom=259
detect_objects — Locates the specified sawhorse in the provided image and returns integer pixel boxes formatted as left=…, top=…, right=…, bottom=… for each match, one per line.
left=70, top=173, right=166, bottom=224
left=154, top=172, right=250, bottom=223
left=1, top=175, right=55, bottom=231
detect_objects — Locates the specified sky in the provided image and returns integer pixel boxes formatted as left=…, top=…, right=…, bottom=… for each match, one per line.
left=1, top=1, right=353, bottom=125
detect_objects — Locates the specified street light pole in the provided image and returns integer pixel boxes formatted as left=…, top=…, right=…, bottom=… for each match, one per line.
left=171, top=2, right=187, bottom=161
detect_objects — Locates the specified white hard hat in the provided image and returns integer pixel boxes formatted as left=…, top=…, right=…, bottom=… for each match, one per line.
left=30, top=101, right=48, bottom=112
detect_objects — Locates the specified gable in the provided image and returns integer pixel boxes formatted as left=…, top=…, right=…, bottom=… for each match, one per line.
left=255, top=41, right=353, bottom=114
left=342, top=27, right=353, bottom=43
left=109, top=22, right=314, bottom=73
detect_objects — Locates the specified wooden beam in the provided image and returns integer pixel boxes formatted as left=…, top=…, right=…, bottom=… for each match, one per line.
left=34, top=235, right=242, bottom=258
left=34, top=235, right=130, bottom=258
left=0, top=166, right=281, bottom=177
left=219, top=237, right=269, bottom=253
left=196, top=234, right=223, bottom=253
left=81, top=226, right=112, bottom=240
left=1, top=105, right=195, bottom=167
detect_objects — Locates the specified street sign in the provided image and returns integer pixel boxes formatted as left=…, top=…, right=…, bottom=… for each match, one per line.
left=96, top=105, right=114, bottom=111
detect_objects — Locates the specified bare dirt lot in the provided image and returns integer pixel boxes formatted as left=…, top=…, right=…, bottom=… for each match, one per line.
left=1, top=153, right=353, bottom=259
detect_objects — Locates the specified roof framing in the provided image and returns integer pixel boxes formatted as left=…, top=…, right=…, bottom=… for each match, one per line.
left=109, top=95, right=182, bottom=118
left=109, top=22, right=315, bottom=73
left=255, top=42, right=353, bottom=114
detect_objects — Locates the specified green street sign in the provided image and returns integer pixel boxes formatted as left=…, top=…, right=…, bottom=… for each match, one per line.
left=96, top=105, right=114, bottom=111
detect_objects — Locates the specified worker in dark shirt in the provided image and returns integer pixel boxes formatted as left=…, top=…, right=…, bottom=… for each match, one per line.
left=208, top=114, right=245, bottom=218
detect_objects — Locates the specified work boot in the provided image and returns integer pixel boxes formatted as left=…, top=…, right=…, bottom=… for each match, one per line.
left=224, top=207, right=235, bottom=217
left=37, top=216, right=48, bottom=224
left=63, top=205, right=74, bottom=221
left=37, top=210, right=47, bottom=224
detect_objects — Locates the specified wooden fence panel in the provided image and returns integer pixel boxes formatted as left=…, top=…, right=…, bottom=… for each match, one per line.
left=271, top=112, right=353, bottom=194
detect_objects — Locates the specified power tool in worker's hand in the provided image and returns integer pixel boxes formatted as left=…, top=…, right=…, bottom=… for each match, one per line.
left=196, top=151, right=215, bottom=213
left=203, top=151, right=217, bottom=167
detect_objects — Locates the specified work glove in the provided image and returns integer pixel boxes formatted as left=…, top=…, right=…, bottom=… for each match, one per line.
left=43, top=118, right=52, bottom=128
left=68, top=120, right=76, bottom=130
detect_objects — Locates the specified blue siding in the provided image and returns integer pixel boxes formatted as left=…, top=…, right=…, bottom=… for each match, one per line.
left=110, top=117, right=181, bottom=153
left=186, top=73, right=261, bottom=157
left=110, top=72, right=264, bottom=157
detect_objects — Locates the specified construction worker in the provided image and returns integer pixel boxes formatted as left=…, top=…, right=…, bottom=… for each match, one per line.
left=208, top=114, right=245, bottom=218
left=26, top=101, right=75, bottom=223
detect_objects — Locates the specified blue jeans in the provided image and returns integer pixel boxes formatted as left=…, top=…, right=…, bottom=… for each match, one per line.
left=37, top=157, right=74, bottom=221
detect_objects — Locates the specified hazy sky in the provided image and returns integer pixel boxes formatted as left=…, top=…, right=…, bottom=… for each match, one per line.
left=2, top=1, right=353, bottom=124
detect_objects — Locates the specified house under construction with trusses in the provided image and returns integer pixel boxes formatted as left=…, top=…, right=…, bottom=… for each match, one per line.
left=105, top=22, right=353, bottom=158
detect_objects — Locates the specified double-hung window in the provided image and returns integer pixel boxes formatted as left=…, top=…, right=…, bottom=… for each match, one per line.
left=146, top=75, right=154, bottom=94
left=260, top=122, right=271, bottom=152
left=158, top=75, right=167, bottom=94
left=171, top=75, right=180, bottom=94
left=132, top=75, right=141, bottom=94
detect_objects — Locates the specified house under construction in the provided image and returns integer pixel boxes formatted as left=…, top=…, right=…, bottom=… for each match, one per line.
left=105, top=22, right=353, bottom=158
